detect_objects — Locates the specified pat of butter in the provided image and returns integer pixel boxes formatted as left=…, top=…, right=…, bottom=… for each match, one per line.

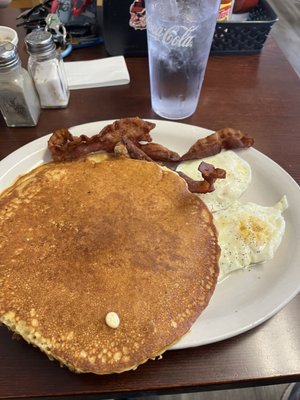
left=105, top=312, right=120, bottom=329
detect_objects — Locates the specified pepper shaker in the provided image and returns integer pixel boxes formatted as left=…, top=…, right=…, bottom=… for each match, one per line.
left=25, top=31, right=70, bottom=109
left=0, top=42, right=40, bottom=127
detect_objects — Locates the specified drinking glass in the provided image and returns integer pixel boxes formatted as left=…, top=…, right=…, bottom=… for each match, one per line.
left=145, top=0, right=220, bottom=120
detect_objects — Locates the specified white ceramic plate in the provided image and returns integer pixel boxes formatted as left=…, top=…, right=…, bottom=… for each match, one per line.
left=1, top=120, right=300, bottom=350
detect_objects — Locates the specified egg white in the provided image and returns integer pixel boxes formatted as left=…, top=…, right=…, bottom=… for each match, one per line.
left=214, top=196, right=288, bottom=282
left=176, top=151, right=252, bottom=212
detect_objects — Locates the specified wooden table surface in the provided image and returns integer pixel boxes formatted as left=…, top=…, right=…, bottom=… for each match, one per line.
left=0, top=6, right=300, bottom=400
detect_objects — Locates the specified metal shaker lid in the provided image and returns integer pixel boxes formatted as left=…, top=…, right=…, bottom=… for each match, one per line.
left=25, top=30, right=56, bottom=56
left=0, top=42, right=19, bottom=71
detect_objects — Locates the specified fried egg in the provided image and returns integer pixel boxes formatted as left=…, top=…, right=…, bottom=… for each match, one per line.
left=214, top=196, right=288, bottom=282
left=176, top=151, right=252, bottom=212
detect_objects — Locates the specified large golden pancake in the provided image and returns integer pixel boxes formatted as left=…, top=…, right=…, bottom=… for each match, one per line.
left=0, top=156, right=219, bottom=374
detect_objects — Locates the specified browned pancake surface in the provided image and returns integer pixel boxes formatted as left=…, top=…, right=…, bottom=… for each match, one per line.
left=0, top=157, right=219, bottom=374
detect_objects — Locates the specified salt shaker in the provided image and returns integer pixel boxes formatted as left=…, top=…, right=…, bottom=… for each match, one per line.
left=25, top=31, right=70, bottom=109
left=0, top=42, right=40, bottom=127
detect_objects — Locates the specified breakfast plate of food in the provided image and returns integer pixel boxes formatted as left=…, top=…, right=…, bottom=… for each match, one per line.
left=0, top=118, right=299, bottom=374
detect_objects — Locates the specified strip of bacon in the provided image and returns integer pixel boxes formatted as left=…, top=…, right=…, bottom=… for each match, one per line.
left=99, top=117, right=155, bottom=152
left=48, top=128, right=107, bottom=162
left=48, top=117, right=156, bottom=162
left=138, top=143, right=180, bottom=162
left=177, top=162, right=226, bottom=193
left=121, top=136, right=153, bottom=162
left=180, top=128, right=254, bottom=161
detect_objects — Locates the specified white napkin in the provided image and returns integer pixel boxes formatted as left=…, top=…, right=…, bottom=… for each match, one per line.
left=64, top=56, right=130, bottom=90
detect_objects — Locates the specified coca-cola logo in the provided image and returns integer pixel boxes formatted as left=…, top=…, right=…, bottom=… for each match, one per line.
left=147, top=17, right=198, bottom=48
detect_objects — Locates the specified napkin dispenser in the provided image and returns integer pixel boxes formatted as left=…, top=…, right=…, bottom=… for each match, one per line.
left=102, top=0, right=148, bottom=56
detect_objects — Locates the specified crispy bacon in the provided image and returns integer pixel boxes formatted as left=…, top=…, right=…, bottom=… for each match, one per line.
left=48, top=117, right=155, bottom=162
left=48, top=128, right=107, bottom=162
left=180, top=128, right=254, bottom=161
left=121, top=136, right=153, bottom=162
left=138, top=143, right=180, bottom=162
left=177, top=162, right=226, bottom=193
left=47, top=118, right=254, bottom=194
left=98, top=117, right=155, bottom=152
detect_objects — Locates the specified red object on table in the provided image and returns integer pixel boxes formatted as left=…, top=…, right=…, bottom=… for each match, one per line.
left=233, top=0, right=259, bottom=13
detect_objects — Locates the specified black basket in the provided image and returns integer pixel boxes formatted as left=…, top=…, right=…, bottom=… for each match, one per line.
left=211, top=0, right=278, bottom=55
